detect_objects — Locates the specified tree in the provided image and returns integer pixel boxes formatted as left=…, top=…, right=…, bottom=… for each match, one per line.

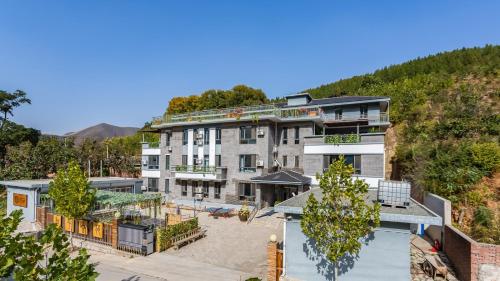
left=0, top=90, right=31, bottom=131
left=48, top=161, right=96, bottom=245
left=301, top=156, right=380, bottom=278
left=0, top=210, right=98, bottom=280
left=0, top=121, right=40, bottom=166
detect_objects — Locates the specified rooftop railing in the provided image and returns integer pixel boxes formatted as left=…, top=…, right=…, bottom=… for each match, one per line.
left=321, top=112, right=389, bottom=124
left=152, top=104, right=322, bottom=125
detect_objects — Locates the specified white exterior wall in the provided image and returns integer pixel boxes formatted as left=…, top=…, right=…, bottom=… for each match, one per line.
left=209, top=128, right=216, bottom=166
left=187, top=129, right=194, bottom=165
left=304, top=143, right=384, bottom=155
left=6, top=187, right=38, bottom=223
left=141, top=170, right=161, bottom=178
left=142, top=148, right=161, bottom=155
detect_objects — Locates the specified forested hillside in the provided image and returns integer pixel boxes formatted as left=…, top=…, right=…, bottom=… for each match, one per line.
left=304, top=45, right=500, bottom=243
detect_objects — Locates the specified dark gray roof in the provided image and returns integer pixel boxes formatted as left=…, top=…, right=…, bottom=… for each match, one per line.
left=308, top=96, right=388, bottom=106
left=274, top=188, right=442, bottom=225
left=250, top=170, right=312, bottom=186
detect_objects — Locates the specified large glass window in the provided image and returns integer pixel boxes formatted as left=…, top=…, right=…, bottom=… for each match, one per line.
left=323, top=155, right=361, bottom=174
left=215, top=155, right=222, bottom=167
left=166, top=133, right=171, bottom=146
left=182, top=129, right=188, bottom=145
left=203, top=155, right=209, bottom=167
left=216, top=128, right=222, bottom=144
left=240, top=126, right=256, bottom=144
left=193, top=129, right=198, bottom=145
left=147, top=155, right=159, bottom=170
left=335, top=109, right=343, bottom=120
left=181, top=180, right=187, bottom=196
left=165, top=179, right=169, bottom=194
left=192, top=181, right=198, bottom=197
left=360, top=105, right=368, bottom=118
left=182, top=155, right=188, bottom=166
left=202, top=182, right=209, bottom=198
left=282, top=127, right=288, bottom=144
left=239, top=183, right=255, bottom=201
left=165, top=155, right=170, bottom=170
left=294, top=127, right=300, bottom=144
left=147, top=178, right=158, bottom=192
left=294, top=156, right=299, bottom=168
left=239, top=155, right=256, bottom=172
left=214, top=182, right=221, bottom=199
left=283, top=155, right=287, bottom=167
left=204, top=128, right=210, bottom=145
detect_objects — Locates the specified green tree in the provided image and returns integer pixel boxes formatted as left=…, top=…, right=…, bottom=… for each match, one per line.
left=0, top=121, right=40, bottom=166
left=48, top=161, right=96, bottom=245
left=301, top=156, right=380, bottom=277
left=0, top=90, right=31, bottom=131
left=0, top=210, right=98, bottom=280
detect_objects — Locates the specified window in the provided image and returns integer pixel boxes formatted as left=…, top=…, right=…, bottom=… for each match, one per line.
left=193, top=129, right=198, bottom=145
left=147, top=178, right=158, bottom=192
left=203, top=155, right=209, bottom=167
left=294, top=156, right=299, bottom=168
left=215, top=155, right=222, bottom=167
left=182, top=129, right=188, bottom=145
left=182, top=155, right=188, bottom=166
left=202, top=182, right=209, bottom=198
left=239, top=155, right=256, bottom=172
left=283, top=155, right=287, bottom=167
left=323, top=155, right=361, bottom=174
left=239, top=183, right=255, bottom=201
left=240, top=126, right=256, bottom=144
left=181, top=181, right=187, bottom=196
left=165, top=179, right=169, bottom=194
left=147, top=155, right=159, bottom=170
left=216, top=128, right=222, bottom=144
left=204, top=128, right=210, bottom=145
left=294, top=126, right=300, bottom=144
left=165, top=155, right=170, bottom=170
left=282, top=127, right=288, bottom=144
left=166, top=133, right=171, bottom=146
left=214, top=182, right=221, bottom=199
left=360, top=105, right=368, bottom=119
left=335, top=109, right=343, bottom=120
left=192, top=181, right=198, bottom=197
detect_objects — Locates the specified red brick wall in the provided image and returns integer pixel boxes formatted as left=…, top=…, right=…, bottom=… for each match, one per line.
left=444, top=224, right=500, bottom=281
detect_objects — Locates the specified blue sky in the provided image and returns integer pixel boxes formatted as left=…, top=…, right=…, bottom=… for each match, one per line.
left=1, top=1, right=499, bottom=135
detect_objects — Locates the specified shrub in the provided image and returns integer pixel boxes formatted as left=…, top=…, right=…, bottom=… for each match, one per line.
left=157, top=217, right=199, bottom=251
left=471, top=142, right=500, bottom=175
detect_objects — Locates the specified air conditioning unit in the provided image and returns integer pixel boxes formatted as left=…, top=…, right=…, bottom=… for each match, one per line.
left=196, top=133, right=203, bottom=139
left=257, top=129, right=265, bottom=136
left=197, top=139, right=204, bottom=146
left=167, top=146, right=172, bottom=152
left=257, top=160, right=264, bottom=167
left=272, top=145, right=278, bottom=153
left=196, top=159, right=203, bottom=165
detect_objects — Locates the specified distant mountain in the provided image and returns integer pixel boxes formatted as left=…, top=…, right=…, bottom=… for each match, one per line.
left=65, top=123, right=139, bottom=144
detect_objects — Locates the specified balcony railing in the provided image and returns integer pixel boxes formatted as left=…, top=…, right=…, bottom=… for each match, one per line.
left=321, top=112, right=389, bottom=124
left=324, top=134, right=360, bottom=144
left=152, top=104, right=322, bottom=125
left=142, top=142, right=160, bottom=149
left=170, top=165, right=227, bottom=180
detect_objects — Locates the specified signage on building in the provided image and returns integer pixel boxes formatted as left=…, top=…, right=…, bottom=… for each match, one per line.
left=93, top=222, right=103, bottom=238
left=78, top=220, right=88, bottom=235
left=53, top=215, right=62, bottom=227
left=13, top=193, right=27, bottom=208
left=64, top=218, right=74, bottom=232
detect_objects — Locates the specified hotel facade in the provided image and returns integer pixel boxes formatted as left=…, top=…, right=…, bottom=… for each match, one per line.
left=142, top=93, right=390, bottom=208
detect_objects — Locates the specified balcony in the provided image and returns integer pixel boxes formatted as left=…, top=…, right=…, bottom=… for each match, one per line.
left=303, top=134, right=385, bottom=155
left=152, top=104, right=322, bottom=126
left=321, top=112, right=389, bottom=125
left=142, top=142, right=160, bottom=149
left=170, top=165, right=227, bottom=181
left=142, top=142, right=161, bottom=156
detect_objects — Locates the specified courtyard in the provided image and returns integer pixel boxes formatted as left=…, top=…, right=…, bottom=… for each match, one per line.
left=90, top=208, right=283, bottom=281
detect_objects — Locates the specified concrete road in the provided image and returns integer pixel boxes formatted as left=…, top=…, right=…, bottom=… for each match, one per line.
left=90, top=251, right=253, bottom=281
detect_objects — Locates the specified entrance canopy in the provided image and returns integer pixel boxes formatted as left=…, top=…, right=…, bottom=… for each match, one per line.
left=250, top=170, right=311, bottom=186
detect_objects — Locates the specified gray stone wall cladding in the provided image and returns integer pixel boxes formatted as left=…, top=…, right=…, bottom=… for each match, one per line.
left=303, top=154, right=324, bottom=176
left=276, top=123, right=313, bottom=171
left=359, top=133, right=384, bottom=143
left=360, top=154, right=384, bottom=177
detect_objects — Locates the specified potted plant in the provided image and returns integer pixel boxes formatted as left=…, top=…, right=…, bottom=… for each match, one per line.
left=238, top=203, right=250, bottom=222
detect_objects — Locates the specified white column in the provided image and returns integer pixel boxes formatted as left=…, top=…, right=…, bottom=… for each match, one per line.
left=209, top=128, right=216, bottom=166
left=187, top=129, right=194, bottom=166
left=197, top=129, right=204, bottom=163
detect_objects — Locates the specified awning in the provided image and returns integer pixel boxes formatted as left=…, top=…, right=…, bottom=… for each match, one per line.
left=250, top=170, right=312, bottom=186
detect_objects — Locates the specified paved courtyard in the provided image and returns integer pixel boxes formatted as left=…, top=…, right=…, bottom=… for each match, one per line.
left=90, top=209, right=283, bottom=281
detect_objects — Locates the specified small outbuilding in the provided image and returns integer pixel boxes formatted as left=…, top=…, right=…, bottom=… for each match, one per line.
left=274, top=187, right=442, bottom=281
left=0, top=177, right=143, bottom=225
